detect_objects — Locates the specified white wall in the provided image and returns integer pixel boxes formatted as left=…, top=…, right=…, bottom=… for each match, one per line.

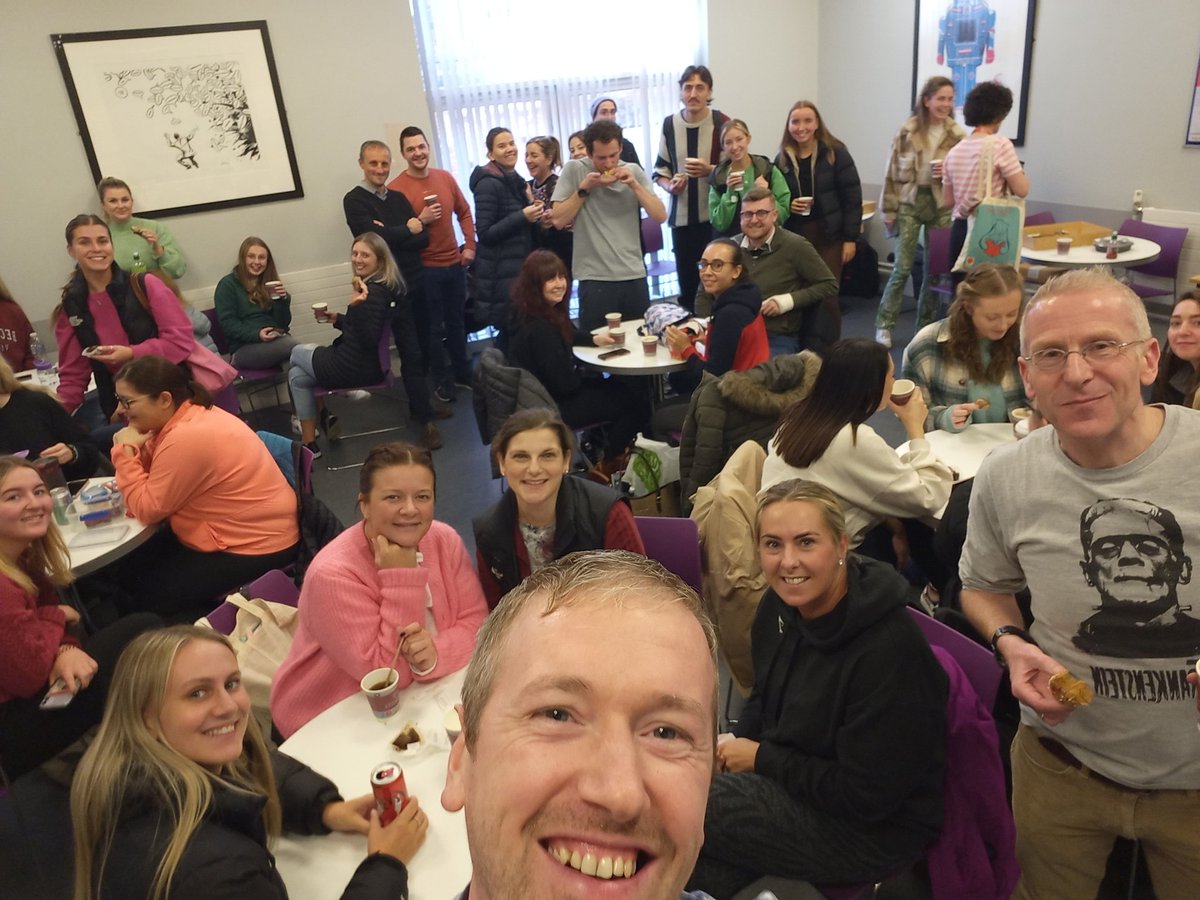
left=708, top=0, right=821, bottom=151
left=820, top=0, right=1200, bottom=218
left=1, top=2, right=431, bottom=322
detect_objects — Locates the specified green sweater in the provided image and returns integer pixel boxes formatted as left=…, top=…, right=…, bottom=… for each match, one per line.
left=213, top=273, right=292, bottom=353
left=696, top=228, right=837, bottom=336
left=109, top=216, right=186, bottom=279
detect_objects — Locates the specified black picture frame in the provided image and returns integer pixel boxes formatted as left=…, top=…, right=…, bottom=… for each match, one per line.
left=912, top=0, right=1037, bottom=147
left=52, top=21, right=303, bottom=217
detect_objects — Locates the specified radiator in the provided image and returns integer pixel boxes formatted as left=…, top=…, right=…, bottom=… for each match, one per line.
left=184, top=261, right=353, bottom=347
left=1140, top=207, right=1200, bottom=297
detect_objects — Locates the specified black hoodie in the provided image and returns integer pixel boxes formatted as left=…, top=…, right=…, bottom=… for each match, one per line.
left=738, top=555, right=947, bottom=849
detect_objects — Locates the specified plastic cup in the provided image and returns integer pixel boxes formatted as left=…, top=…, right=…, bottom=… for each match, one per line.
left=605, top=313, right=622, bottom=328
left=641, top=335, right=658, bottom=356
left=609, top=327, right=626, bottom=346
left=890, top=378, right=916, bottom=405
left=1056, top=237, right=1072, bottom=256
left=360, top=667, right=402, bottom=719
left=444, top=708, right=462, bottom=744
left=797, top=196, right=814, bottom=216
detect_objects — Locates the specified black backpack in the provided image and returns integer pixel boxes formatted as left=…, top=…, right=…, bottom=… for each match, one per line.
left=840, top=238, right=880, bottom=298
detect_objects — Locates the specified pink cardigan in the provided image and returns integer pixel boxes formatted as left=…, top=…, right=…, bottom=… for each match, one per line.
left=271, top=520, right=488, bottom=737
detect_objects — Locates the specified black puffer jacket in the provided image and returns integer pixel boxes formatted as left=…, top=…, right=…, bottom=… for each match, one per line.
left=777, top=141, right=863, bottom=243
left=469, top=162, right=535, bottom=329
left=96, top=750, right=409, bottom=899
left=311, top=282, right=392, bottom=389
left=679, top=351, right=822, bottom=512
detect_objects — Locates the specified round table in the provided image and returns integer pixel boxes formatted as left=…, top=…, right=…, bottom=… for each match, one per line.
left=573, top=319, right=688, bottom=375
left=897, top=422, right=1017, bottom=520
left=275, top=668, right=471, bottom=900
left=67, top=477, right=157, bottom=578
left=1021, top=236, right=1161, bottom=269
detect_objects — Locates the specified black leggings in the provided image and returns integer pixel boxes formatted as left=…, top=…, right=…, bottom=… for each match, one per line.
left=0, top=612, right=159, bottom=780
left=557, top=378, right=650, bottom=459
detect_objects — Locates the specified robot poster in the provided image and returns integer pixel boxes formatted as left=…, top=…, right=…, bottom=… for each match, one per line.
left=912, top=0, right=1037, bottom=146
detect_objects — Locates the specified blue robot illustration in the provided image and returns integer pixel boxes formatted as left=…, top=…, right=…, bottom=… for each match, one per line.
left=938, top=0, right=996, bottom=99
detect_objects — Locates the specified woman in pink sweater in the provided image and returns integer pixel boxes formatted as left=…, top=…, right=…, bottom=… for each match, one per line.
left=271, top=443, right=488, bottom=738
left=103, top=355, right=299, bottom=619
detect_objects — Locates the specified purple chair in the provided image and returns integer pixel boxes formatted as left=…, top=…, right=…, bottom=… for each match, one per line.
left=1023, top=210, right=1055, bottom=227
left=205, top=569, right=300, bottom=635
left=634, top=515, right=702, bottom=596
left=924, top=226, right=956, bottom=315
left=1118, top=217, right=1189, bottom=302
left=202, top=308, right=284, bottom=410
left=641, top=216, right=679, bottom=298
left=906, top=607, right=1002, bottom=707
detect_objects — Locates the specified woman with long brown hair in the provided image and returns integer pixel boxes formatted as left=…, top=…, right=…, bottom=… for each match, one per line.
left=71, top=625, right=426, bottom=900
left=213, top=236, right=298, bottom=369
left=506, top=249, right=648, bottom=473
left=901, top=263, right=1028, bottom=431
left=1152, top=291, right=1200, bottom=408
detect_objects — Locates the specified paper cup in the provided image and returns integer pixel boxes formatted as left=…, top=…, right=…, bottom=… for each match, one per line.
left=930, top=159, right=945, bottom=180
left=1009, top=407, right=1032, bottom=425
left=1056, top=237, right=1072, bottom=256
left=361, top=667, right=401, bottom=719
left=641, top=335, right=658, bottom=356
left=609, top=327, right=626, bottom=346
left=444, top=707, right=462, bottom=744
left=312, top=302, right=329, bottom=317
left=890, top=378, right=916, bottom=405
left=797, top=196, right=814, bottom=216
left=605, top=313, right=622, bottom=328
left=424, top=193, right=438, bottom=205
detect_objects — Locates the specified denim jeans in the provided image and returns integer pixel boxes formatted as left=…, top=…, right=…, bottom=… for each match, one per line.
left=286, top=344, right=319, bottom=421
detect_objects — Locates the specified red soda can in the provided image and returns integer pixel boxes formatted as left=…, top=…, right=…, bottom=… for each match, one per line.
left=370, top=761, right=410, bottom=825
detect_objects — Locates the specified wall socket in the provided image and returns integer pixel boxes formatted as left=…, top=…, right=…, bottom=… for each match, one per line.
left=1133, top=189, right=1144, bottom=205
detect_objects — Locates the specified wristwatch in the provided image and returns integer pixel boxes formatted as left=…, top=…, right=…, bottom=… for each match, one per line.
left=989, top=625, right=1036, bottom=667
left=576, top=188, right=589, bottom=199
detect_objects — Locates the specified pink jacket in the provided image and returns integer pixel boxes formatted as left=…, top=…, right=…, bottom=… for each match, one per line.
left=271, top=520, right=488, bottom=737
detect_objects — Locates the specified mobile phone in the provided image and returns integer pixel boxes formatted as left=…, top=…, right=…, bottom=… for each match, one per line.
left=40, top=679, right=77, bottom=710
left=82, top=345, right=104, bottom=358
left=597, top=347, right=631, bottom=360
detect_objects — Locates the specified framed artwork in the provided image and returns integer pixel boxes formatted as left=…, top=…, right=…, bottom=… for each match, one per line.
left=1187, top=49, right=1200, bottom=146
left=912, top=1, right=1037, bottom=146
left=52, top=21, right=303, bottom=217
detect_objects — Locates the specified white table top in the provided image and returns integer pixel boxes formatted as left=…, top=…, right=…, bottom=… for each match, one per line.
left=275, top=668, right=470, bottom=900
left=899, top=422, right=1016, bottom=484
left=67, top=477, right=157, bottom=577
left=1021, top=235, right=1161, bottom=268
left=574, top=319, right=688, bottom=375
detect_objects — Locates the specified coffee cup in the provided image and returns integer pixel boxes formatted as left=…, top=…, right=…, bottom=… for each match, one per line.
left=360, top=667, right=401, bottom=719
left=1056, top=236, right=1073, bottom=256
left=605, top=312, right=622, bottom=329
left=930, top=159, right=945, bottom=180
left=685, top=156, right=702, bottom=176
left=1009, top=407, right=1032, bottom=425
left=890, top=378, right=916, bottom=406
left=444, top=707, right=462, bottom=744
left=266, top=280, right=285, bottom=298
left=312, top=302, right=329, bottom=320
left=727, top=170, right=745, bottom=191
left=641, top=335, right=658, bottom=356
left=797, top=196, right=814, bottom=216
left=424, top=193, right=438, bottom=205
left=609, top=327, right=626, bottom=346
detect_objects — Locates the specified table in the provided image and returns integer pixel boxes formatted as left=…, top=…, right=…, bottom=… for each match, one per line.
left=67, top=477, right=157, bottom=578
left=1021, top=235, right=1161, bottom=270
left=275, top=668, right=471, bottom=900
left=573, top=318, right=688, bottom=376
left=898, top=422, right=1016, bottom=484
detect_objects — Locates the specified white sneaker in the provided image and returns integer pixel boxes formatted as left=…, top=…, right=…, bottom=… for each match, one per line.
left=290, top=415, right=301, bottom=435
left=345, top=389, right=372, bottom=401
left=875, top=328, right=893, bottom=348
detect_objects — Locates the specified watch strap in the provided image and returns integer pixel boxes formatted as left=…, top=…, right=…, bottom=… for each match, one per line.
left=990, top=625, right=1036, bottom=667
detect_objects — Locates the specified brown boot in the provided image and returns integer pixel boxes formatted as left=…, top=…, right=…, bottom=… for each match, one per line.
left=422, top=422, right=444, bottom=450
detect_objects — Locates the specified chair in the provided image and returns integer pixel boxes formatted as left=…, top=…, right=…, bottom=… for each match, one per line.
left=1119, top=217, right=1189, bottom=302
left=202, top=308, right=284, bottom=410
left=1023, top=210, right=1055, bottom=227
left=905, top=606, right=1003, bottom=707
left=205, top=569, right=300, bottom=635
left=924, top=226, right=956, bottom=317
left=641, top=216, right=679, bottom=300
left=314, top=329, right=403, bottom=471
left=634, top=515, right=702, bottom=595
left=1018, top=212, right=1068, bottom=287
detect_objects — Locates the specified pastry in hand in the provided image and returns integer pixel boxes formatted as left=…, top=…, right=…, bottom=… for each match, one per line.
left=973, top=398, right=991, bottom=410
left=1048, top=670, right=1093, bottom=708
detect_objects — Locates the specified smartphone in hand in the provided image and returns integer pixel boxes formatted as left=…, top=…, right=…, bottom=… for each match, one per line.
left=40, top=678, right=77, bottom=710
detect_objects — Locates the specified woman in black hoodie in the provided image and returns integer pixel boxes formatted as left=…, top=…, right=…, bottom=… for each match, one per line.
left=688, top=479, right=948, bottom=898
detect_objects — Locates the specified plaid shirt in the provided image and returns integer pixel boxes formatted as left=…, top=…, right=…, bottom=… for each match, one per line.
left=901, top=319, right=1028, bottom=432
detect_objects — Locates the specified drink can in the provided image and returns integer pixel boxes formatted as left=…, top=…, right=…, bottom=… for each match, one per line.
left=51, top=487, right=71, bottom=526
left=370, top=761, right=409, bottom=825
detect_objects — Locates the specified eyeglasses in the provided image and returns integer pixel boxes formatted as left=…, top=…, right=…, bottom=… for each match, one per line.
left=697, top=259, right=730, bottom=272
left=739, top=209, right=773, bottom=220
left=1022, top=340, right=1146, bottom=372
left=115, top=394, right=150, bottom=409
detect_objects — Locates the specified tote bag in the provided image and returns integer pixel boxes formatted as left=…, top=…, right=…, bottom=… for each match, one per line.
left=954, top=138, right=1025, bottom=272
left=185, top=341, right=238, bottom=393
left=197, top=592, right=298, bottom=736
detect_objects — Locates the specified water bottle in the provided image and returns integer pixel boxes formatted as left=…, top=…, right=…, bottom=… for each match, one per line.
left=29, top=332, right=55, bottom=384
left=131, top=251, right=147, bottom=275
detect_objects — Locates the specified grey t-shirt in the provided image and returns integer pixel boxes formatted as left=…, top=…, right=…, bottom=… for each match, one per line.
left=961, top=404, right=1200, bottom=789
left=553, top=159, right=651, bottom=282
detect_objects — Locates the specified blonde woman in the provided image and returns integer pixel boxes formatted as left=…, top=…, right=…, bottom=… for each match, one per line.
left=901, top=263, right=1028, bottom=432
left=0, top=457, right=154, bottom=778
left=876, top=76, right=966, bottom=347
left=707, top=119, right=790, bottom=236
left=71, top=625, right=427, bottom=900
